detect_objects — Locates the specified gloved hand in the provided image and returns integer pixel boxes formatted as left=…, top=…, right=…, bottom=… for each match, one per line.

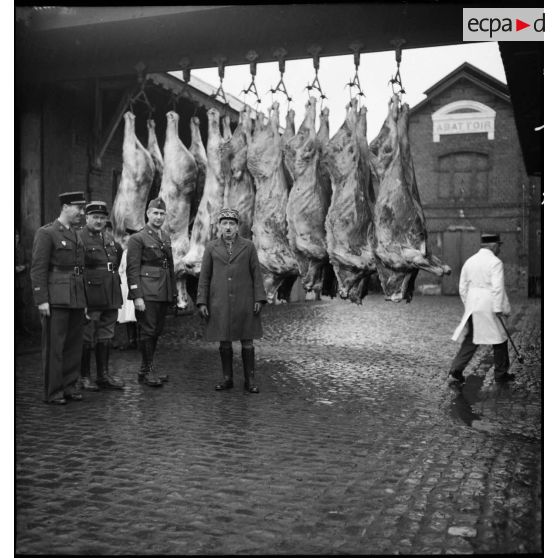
left=199, top=304, right=209, bottom=319
left=254, top=302, right=263, bottom=315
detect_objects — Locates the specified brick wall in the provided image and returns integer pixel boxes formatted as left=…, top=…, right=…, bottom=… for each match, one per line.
left=408, top=78, right=530, bottom=296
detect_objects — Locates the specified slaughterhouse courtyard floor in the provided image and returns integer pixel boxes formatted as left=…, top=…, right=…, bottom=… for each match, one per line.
left=15, top=294, right=541, bottom=555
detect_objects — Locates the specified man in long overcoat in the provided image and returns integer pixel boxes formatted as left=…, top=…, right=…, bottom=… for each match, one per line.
left=197, top=208, right=267, bottom=393
left=448, top=232, right=514, bottom=386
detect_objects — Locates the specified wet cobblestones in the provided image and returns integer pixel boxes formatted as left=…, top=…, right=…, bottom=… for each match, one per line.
left=16, top=294, right=541, bottom=554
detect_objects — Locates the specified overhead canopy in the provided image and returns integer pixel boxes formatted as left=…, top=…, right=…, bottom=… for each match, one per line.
left=15, top=3, right=536, bottom=82
left=15, top=3, right=543, bottom=174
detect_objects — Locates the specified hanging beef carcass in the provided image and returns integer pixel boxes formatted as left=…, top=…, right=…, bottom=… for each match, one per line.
left=323, top=98, right=376, bottom=304
left=283, top=96, right=330, bottom=295
left=248, top=101, right=299, bottom=302
left=369, top=94, right=451, bottom=302
left=146, top=118, right=164, bottom=204
left=111, top=111, right=155, bottom=243
left=184, top=108, right=227, bottom=276
left=188, top=116, right=208, bottom=227
left=159, top=110, right=198, bottom=307
left=224, top=106, right=255, bottom=239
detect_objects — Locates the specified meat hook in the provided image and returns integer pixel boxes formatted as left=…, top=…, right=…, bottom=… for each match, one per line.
left=269, top=48, right=293, bottom=106
left=389, top=38, right=406, bottom=96
left=211, top=55, right=229, bottom=105
left=305, top=44, right=327, bottom=103
left=240, top=50, right=262, bottom=105
left=347, top=42, right=366, bottom=105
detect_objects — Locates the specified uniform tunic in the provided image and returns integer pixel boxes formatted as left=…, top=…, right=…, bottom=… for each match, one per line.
left=126, top=224, right=177, bottom=339
left=30, top=219, right=86, bottom=401
left=451, top=248, right=511, bottom=345
left=79, top=227, right=123, bottom=343
left=197, top=236, right=267, bottom=342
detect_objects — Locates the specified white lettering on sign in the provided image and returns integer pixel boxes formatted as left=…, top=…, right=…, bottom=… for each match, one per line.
left=431, top=100, right=496, bottom=142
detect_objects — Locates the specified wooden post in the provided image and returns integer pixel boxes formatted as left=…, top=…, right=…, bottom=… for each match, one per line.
left=93, top=85, right=135, bottom=169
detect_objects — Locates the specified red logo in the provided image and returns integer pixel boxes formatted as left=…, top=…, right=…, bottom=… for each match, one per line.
left=516, top=18, right=530, bottom=31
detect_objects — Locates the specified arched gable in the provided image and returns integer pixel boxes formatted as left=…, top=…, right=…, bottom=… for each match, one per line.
left=431, top=100, right=495, bottom=142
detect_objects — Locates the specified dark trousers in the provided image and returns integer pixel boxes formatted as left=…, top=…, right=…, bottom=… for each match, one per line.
left=136, top=301, right=168, bottom=341
left=450, top=317, right=510, bottom=378
left=83, top=309, right=118, bottom=344
left=41, top=308, right=84, bottom=401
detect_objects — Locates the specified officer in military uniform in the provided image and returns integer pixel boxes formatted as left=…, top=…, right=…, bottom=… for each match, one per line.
left=31, top=191, right=87, bottom=404
left=126, top=197, right=177, bottom=387
left=79, top=201, right=126, bottom=391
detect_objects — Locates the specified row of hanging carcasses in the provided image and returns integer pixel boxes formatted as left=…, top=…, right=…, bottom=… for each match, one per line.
left=111, top=94, right=451, bottom=308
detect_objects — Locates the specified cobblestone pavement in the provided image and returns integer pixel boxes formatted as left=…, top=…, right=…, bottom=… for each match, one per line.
left=15, top=294, right=541, bottom=555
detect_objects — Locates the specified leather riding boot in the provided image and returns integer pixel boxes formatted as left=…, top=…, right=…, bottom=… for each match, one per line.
left=215, top=347, right=234, bottom=390
left=242, top=347, right=259, bottom=393
left=126, top=322, right=138, bottom=350
left=80, top=343, right=99, bottom=391
left=139, top=338, right=163, bottom=387
left=153, top=336, right=169, bottom=382
left=95, top=340, right=125, bottom=389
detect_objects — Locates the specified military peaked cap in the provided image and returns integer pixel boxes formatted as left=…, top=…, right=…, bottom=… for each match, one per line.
left=85, top=201, right=109, bottom=215
left=481, top=233, right=502, bottom=244
left=148, top=197, right=166, bottom=211
left=59, top=191, right=86, bottom=205
left=218, top=208, right=240, bottom=222
left=125, top=227, right=139, bottom=235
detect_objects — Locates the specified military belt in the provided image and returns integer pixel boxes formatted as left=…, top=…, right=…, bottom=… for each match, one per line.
left=49, top=265, right=84, bottom=275
left=85, top=263, right=116, bottom=272
left=142, top=261, right=169, bottom=269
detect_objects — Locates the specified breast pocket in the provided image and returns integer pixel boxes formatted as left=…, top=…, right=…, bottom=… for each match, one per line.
left=54, top=244, right=75, bottom=266
left=140, top=268, right=161, bottom=298
left=48, top=275, right=71, bottom=306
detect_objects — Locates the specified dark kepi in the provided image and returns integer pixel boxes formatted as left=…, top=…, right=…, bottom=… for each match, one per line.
left=85, top=201, right=109, bottom=215
left=59, top=191, right=86, bottom=205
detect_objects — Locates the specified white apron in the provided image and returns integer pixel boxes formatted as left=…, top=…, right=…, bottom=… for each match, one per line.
left=451, top=248, right=511, bottom=345
left=117, top=249, right=136, bottom=323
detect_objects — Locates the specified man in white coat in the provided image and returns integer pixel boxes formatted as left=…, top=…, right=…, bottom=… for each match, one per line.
left=448, top=233, right=514, bottom=386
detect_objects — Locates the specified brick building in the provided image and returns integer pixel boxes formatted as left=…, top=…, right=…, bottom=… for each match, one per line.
left=408, top=62, right=541, bottom=297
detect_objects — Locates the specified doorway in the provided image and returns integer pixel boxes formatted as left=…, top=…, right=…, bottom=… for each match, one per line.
left=442, top=230, right=479, bottom=295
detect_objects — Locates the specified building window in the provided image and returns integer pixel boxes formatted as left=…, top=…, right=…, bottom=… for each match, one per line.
left=437, top=152, right=489, bottom=200
left=432, top=100, right=495, bottom=142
